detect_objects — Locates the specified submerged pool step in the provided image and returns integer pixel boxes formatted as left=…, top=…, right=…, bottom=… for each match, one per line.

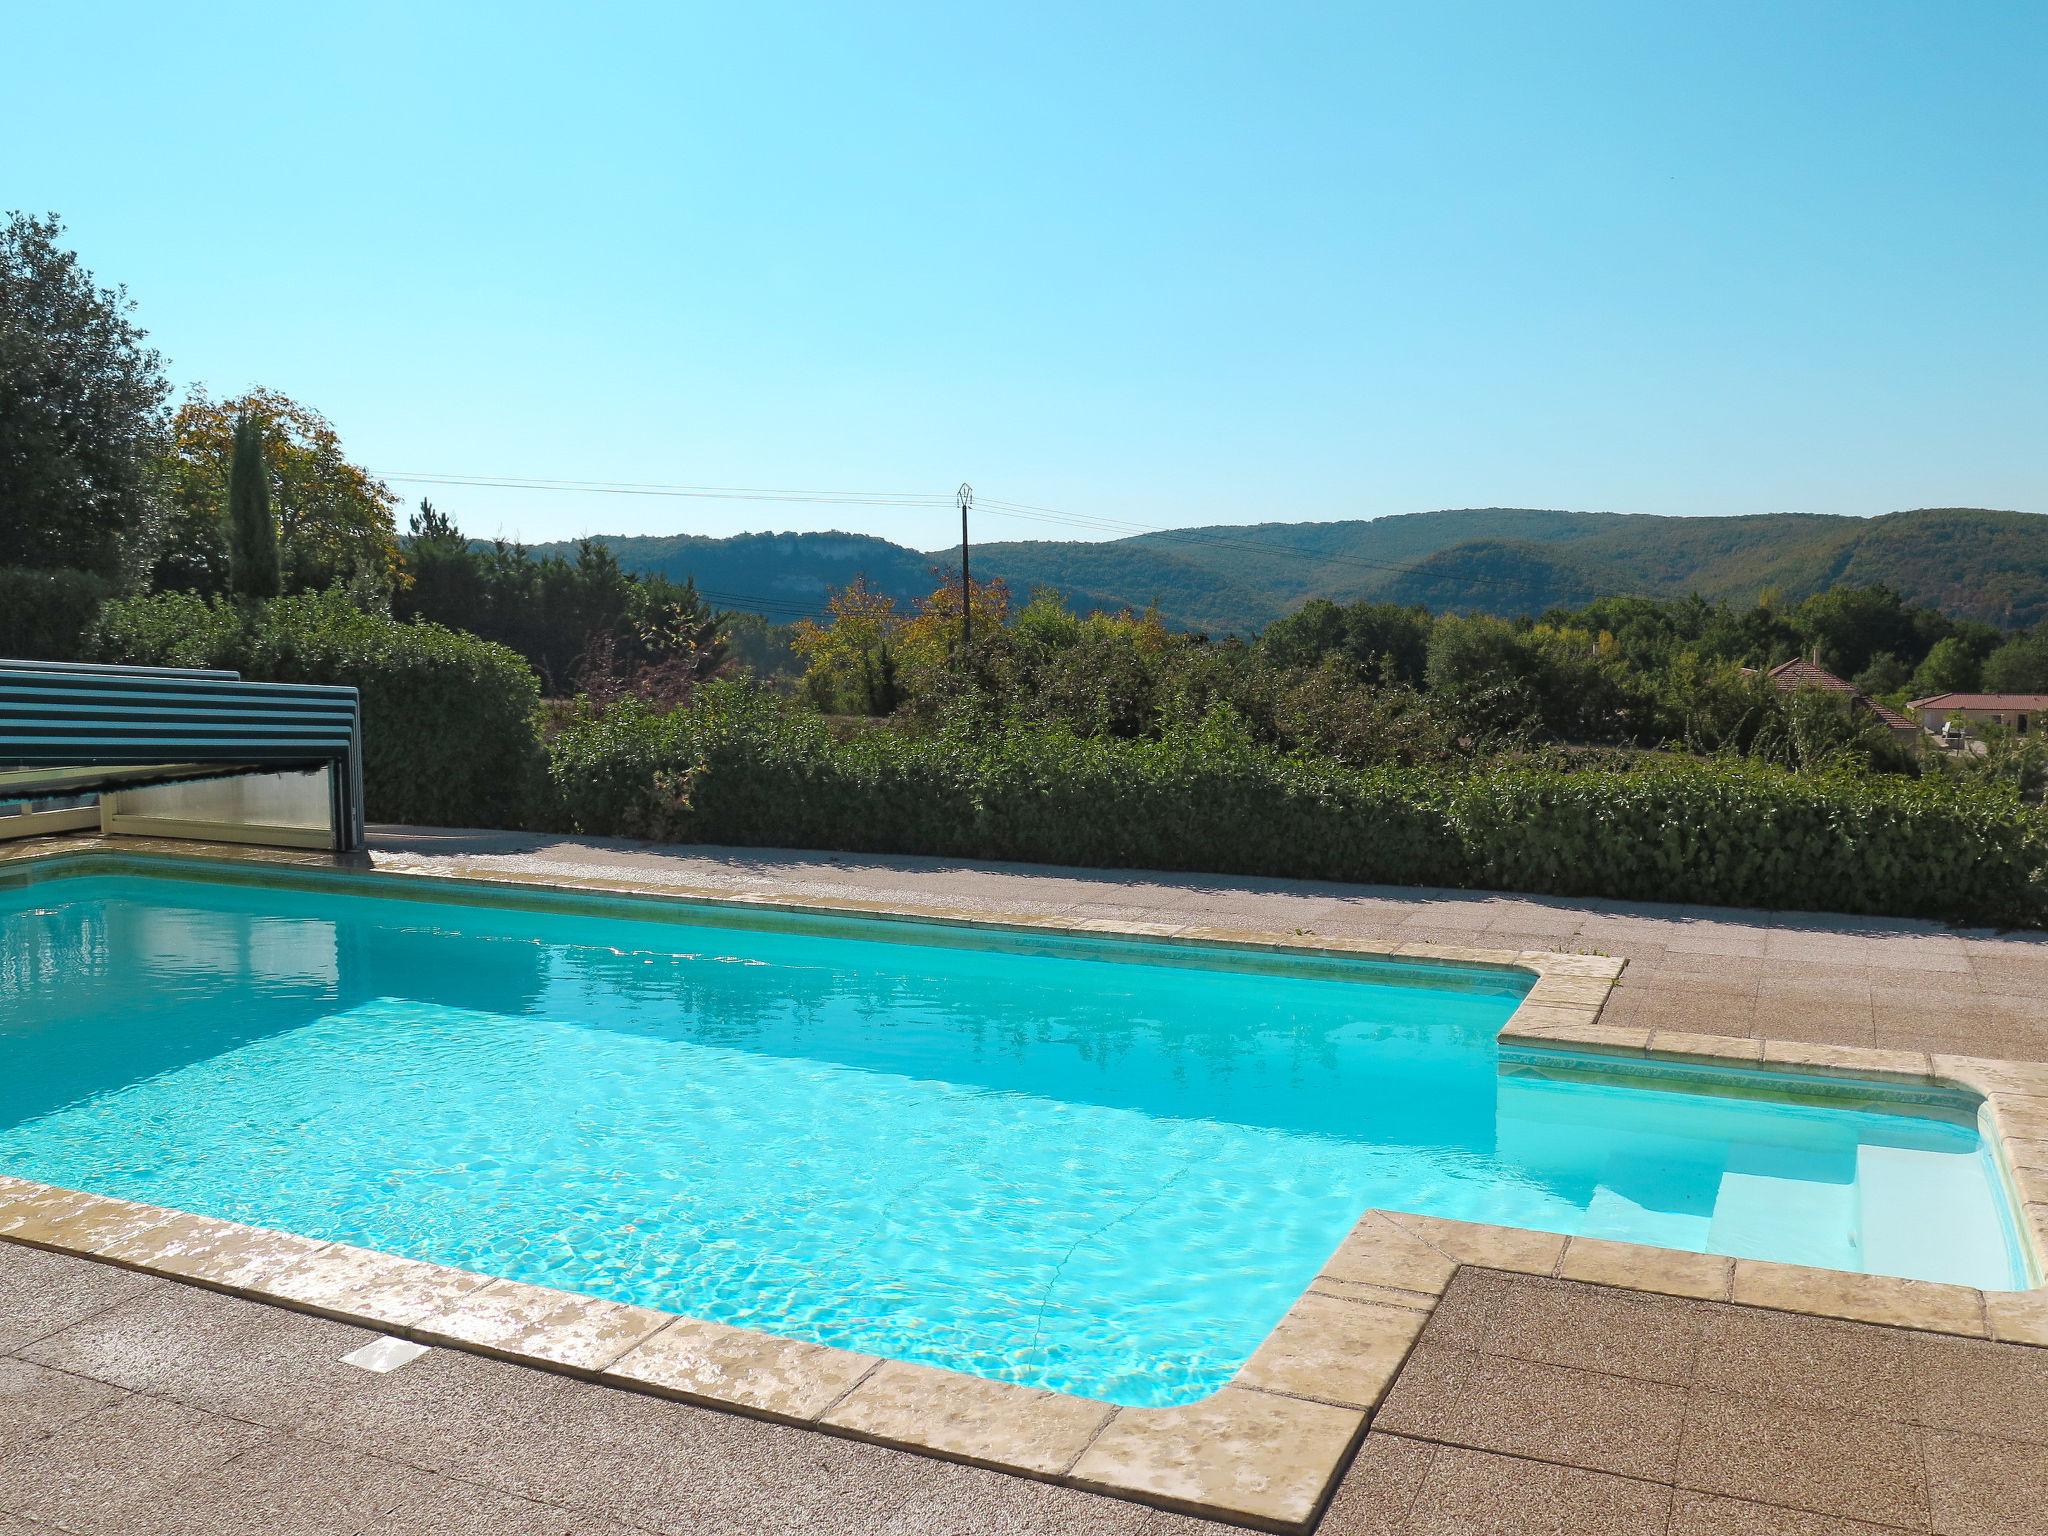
left=1707, top=1146, right=1860, bottom=1269
left=1579, top=1149, right=1717, bottom=1251
left=1851, top=1142, right=2018, bottom=1288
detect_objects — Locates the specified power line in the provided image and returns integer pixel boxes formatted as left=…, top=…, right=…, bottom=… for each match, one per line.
left=692, top=588, right=830, bottom=620
left=387, top=469, right=960, bottom=622
left=385, top=470, right=953, bottom=508
left=388, top=467, right=1633, bottom=613
left=390, top=465, right=1544, bottom=593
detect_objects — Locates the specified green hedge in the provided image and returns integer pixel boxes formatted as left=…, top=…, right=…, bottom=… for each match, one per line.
left=0, top=566, right=113, bottom=661
left=546, top=686, right=2048, bottom=927
left=93, top=590, right=543, bottom=828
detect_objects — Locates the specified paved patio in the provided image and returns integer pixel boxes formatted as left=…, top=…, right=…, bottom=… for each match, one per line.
left=4, top=831, right=2046, bottom=1533
left=6, top=1242, right=2046, bottom=1535
left=1349, top=1266, right=2048, bottom=1534
left=0, top=1241, right=1212, bottom=1536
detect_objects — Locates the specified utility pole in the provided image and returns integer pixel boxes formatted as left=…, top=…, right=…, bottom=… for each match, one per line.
left=957, top=482, right=974, bottom=657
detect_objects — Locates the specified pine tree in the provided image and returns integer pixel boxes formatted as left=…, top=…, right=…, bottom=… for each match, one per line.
left=226, top=413, right=281, bottom=600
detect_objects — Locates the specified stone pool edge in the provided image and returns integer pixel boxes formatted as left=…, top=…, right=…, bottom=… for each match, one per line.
left=0, top=834, right=2042, bottom=1534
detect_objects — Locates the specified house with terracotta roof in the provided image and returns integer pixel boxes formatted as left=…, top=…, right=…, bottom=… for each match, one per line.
left=1757, top=658, right=1921, bottom=745
left=1906, top=692, right=2046, bottom=738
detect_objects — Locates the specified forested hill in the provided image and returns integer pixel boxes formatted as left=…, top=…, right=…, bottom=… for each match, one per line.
left=533, top=506, right=2048, bottom=633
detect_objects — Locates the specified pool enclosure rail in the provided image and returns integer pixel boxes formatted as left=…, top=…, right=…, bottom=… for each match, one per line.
left=0, top=660, right=366, bottom=853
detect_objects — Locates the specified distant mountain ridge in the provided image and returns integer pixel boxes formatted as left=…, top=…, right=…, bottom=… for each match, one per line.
left=530, top=506, right=2048, bottom=633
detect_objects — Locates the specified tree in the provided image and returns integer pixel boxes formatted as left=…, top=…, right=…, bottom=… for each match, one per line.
left=792, top=577, right=905, bottom=715
left=1853, top=651, right=1910, bottom=698
left=1343, top=603, right=1433, bottom=686
left=1982, top=626, right=2048, bottom=694
left=1258, top=598, right=1432, bottom=684
left=602, top=579, right=732, bottom=709
left=396, top=521, right=727, bottom=693
left=1790, top=586, right=1917, bottom=680
left=1909, top=636, right=1981, bottom=697
left=409, top=497, right=458, bottom=544
left=226, top=414, right=281, bottom=599
left=896, top=574, right=1012, bottom=690
left=0, top=211, right=171, bottom=577
left=1423, top=614, right=1546, bottom=735
left=998, top=596, right=1182, bottom=739
left=1751, top=685, right=1908, bottom=774
left=154, top=386, right=398, bottom=597
left=398, top=498, right=488, bottom=636
left=1258, top=598, right=1349, bottom=669
left=722, top=610, right=800, bottom=678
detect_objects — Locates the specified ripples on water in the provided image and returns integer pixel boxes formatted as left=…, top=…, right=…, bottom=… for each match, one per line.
left=0, top=870, right=2023, bottom=1405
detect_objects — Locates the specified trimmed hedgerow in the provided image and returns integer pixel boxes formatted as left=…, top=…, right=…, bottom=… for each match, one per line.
left=545, top=685, right=2048, bottom=927
left=1443, top=764, right=2045, bottom=919
left=92, top=589, right=543, bottom=828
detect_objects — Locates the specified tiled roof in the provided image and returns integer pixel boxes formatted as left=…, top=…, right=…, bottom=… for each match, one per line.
left=1763, top=658, right=1917, bottom=733
left=1765, top=658, right=1856, bottom=694
left=1906, top=692, right=2048, bottom=712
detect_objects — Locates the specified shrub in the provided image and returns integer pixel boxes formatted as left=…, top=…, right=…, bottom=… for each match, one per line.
left=0, top=566, right=113, bottom=661
left=1445, top=761, right=2043, bottom=920
left=93, top=589, right=543, bottom=827
left=545, top=689, right=1452, bottom=883
left=90, top=588, right=246, bottom=669
left=546, top=690, right=2048, bottom=927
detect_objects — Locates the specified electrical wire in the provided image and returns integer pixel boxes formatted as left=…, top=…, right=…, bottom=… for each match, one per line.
left=385, top=470, right=953, bottom=508
left=384, top=467, right=1623, bottom=616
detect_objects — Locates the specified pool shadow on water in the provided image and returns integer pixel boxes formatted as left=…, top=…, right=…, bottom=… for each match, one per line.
left=0, top=881, right=550, bottom=1133
left=4, top=868, right=1522, bottom=1166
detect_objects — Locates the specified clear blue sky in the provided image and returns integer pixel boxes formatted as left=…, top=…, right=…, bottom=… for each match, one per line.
left=13, top=2, right=2045, bottom=549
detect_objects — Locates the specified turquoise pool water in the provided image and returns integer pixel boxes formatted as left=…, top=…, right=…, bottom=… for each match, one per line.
left=0, top=863, right=2027, bottom=1406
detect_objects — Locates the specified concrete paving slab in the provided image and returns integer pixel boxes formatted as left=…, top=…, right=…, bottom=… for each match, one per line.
left=7, top=1242, right=2048, bottom=1535
left=1374, top=1345, right=1688, bottom=1483
left=1921, top=1429, right=2048, bottom=1536
left=1400, top=1444, right=1672, bottom=1535
left=0, top=1395, right=268, bottom=1531
left=150, top=1435, right=432, bottom=1536
left=1462, top=1272, right=1707, bottom=1385
left=1674, top=1390, right=1928, bottom=1528
left=1688, top=1306, right=1943, bottom=1422
left=0, top=1357, right=123, bottom=1441
left=1666, top=1490, right=1905, bottom=1535
left=16, top=1279, right=385, bottom=1430
left=0, top=1242, right=161, bottom=1354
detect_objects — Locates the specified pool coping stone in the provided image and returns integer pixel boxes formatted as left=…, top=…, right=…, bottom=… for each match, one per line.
left=2, top=833, right=2046, bottom=1532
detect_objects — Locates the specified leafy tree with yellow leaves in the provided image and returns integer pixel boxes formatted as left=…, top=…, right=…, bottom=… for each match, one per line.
left=150, top=386, right=399, bottom=599
left=791, top=576, right=906, bottom=716
left=894, top=574, right=1012, bottom=696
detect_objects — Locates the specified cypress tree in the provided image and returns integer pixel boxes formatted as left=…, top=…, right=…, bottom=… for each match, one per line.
left=227, top=413, right=281, bottom=600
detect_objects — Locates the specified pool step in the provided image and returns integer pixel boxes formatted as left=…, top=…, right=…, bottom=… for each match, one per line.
left=1580, top=1150, right=1716, bottom=1251
left=1852, top=1143, right=2004, bottom=1287
left=1707, top=1146, right=1859, bottom=1269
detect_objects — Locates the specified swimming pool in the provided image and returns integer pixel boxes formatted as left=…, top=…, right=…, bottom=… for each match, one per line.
left=0, top=860, right=2028, bottom=1407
